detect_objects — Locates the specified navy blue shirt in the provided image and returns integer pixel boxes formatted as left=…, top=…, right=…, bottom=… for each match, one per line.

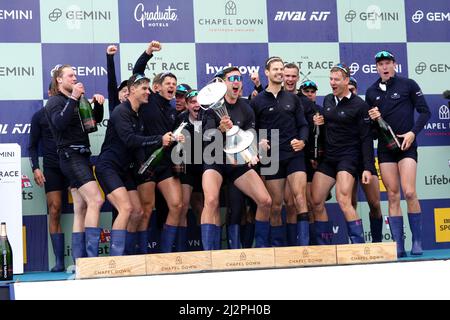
left=45, top=93, right=104, bottom=150
left=365, top=75, right=431, bottom=151
left=97, top=100, right=160, bottom=172
left=251, top=90, right=308, bottom=161
left=297, top=92, right=324, bottom=160
left=28, top=108, right=59, bottom=170
left=322, top=93, right=374, bottom=171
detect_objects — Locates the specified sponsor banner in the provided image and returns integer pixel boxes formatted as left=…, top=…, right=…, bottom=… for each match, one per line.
left=118, top=0, right=194, bottom=43
left=40, top=0, right=119, bottom=43
left=416, top=146, right=450, bottom=200
left=42, top=43, right=109, bottom=97
left=21, top=158, right=47, bottom=216
left=0, top=0, right=40, bottom=42
left=0, top=101, right=42, bottom=153
left=434, top=207, right=450, bottom=243
left=194, top=0, right=268, bottom=43
left=337, top=0, right=406, bottom=43
left=420, top=95, right=450, bottom=146
left=269, top=42, right=340, bottom=96
left=405, top=0, right=450, bottom=42
left=196, top=43, right=267, bottom=97
left=23, top=215, right=48, bottom=272
left=407, top=43, right=450, bottom=95
left=0, top=43, right=43, bottom=100
left=119, top=43, right=197, bottom=89
left=267, top=0, right=337, bottom=42
left=339, top=43, right=408, bottom=94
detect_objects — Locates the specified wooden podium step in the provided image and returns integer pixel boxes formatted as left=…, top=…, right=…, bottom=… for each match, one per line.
left=76, top=255, right=147, bottom=280
left=274, top=245, right=337, bottom=267
left=146, top=251, right=211, bottom=275
left=75, top=243, right=398, bottom=280
left=336, top=242, right=397, bottom=265
left=211, top=248, right=275, bottom=271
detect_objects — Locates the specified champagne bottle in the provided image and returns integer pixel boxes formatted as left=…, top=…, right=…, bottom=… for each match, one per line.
left=376, top=117, right=401, bottom=152
left=78, top=95, right=98, bottom=133
left=0, top=222, right=13, bottom=281
left=311, top=112, right=324, bottom=161
left=138, top=122, right=188, bottom=175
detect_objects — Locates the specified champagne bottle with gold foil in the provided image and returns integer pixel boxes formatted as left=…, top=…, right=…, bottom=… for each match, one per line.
left=0, top=222, right=13, bottom=281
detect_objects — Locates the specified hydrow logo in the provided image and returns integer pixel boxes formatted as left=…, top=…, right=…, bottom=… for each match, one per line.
left=0, top=9, right=33, bottom=20
left=50, top=64, right=107, bottom=77
left=274, top=11, right=331, bottom=22
left=134, top=3, right=178, bottom=29
left=205, top=63, right=259, bottom=76
left=349, top=62, right=402, bottom=76
left=415, top=62, right=450, bottom=75
left=411, top=10, right=450, bottom=23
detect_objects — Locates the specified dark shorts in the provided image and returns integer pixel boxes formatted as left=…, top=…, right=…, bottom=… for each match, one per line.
left=378, top=147, right=418, bottom=164
left=135, top=162, right=174, bottom=186
left=317, top=157, right=359, bottom=179
left=305, top=157, right=317, bottom=183
left=43, top=165, right=69, bottom=193
left=58, top=148, right=95, bottom=189
left=95, top=163, right=137, bottom=195
left=203, top=163, right=251, bottom=183
left=180, top=164, right=203, bottom=192
left=262, top=152, right=306, bottom=181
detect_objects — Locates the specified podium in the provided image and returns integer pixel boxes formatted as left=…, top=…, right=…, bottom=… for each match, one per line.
left=75, top=242, right=397, bottom=280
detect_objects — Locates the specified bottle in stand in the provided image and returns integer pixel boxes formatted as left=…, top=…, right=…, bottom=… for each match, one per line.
left=79, top=95, right=98, bottom=133
left=0, top=222, right=13, bottom=281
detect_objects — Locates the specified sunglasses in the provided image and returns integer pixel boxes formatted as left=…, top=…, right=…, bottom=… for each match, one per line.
left=133, top=73, right=149, bottom=84
left=334, top=63, right=350, bottom=76
left=176, top=84, right=190, bottom=94
left=227, top=75, right=242, bottom=82
left=301, top=80, right=318, bottom=90
left=374, top=50, right=395, bottom=60
left=185, top=90, right=198, bottom=99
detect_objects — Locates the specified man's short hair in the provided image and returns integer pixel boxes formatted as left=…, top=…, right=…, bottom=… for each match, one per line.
left=127, top=73, right=150, bottom=90
left=330, top=63, right=350, bottom=79
left=284, top=63, right=299, bottom=73
left=265, top=56, right=284, bottom=70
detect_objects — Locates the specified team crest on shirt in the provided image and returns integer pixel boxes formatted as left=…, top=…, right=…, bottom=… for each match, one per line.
left=391, top=93, right=400, bottom=99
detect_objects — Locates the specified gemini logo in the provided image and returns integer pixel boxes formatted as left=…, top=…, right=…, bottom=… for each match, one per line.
left=349, top=63, right=359, bottom=75
left=0, top=9, right=33, bottom=20
left=415, top=62, right=450, bottom=75
left=345, top=10, right=357, bottom=22
left=344, top=7, right=399, bottom=29
left=225, top=0, right=237, bottom=16
left=48, top=8, right=62, bottom=22
left=349, top=62, right=402, bottom=76
left=412, top=10, right=424, bottom=23
left=415, top=62, right=427, bottom=75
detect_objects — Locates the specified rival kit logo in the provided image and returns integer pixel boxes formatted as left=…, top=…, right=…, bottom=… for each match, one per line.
left=274, top=11, right=331, bottom=22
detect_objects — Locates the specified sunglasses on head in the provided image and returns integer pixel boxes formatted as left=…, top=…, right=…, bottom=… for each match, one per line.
left=227, top=75, right=242, bottom=82
left=133, top=73, right=149, bottom=84
left=334, top=63, right=350, bottom=76
left=374, top=50, right=395, bottom=60
left=185, top=90, right=198, bottom=99
left=301, top=80, right=318, bottom=90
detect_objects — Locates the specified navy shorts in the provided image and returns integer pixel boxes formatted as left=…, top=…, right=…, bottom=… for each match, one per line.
left=96, top=163, right=137, bottom=195
left=43, top=165, right=69, bottom=193
left=305, top=157, right=317, bottom=183
left=135, top=162, right=174, bottom=186
left=180, top=164, right=203, bottom=192
left=58, top=148, right=95, bottom=189
left=263, top=152, right=306, bottom=181
left=203, top=163, right=251, bottom=183
left=378, top=147, right=418, bottom=164
left=317, top=157, right=359, bottom=179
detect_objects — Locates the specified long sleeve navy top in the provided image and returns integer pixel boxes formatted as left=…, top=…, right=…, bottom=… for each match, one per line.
left=250, top=90, right=308, bottom=161
left=28, top=108, right=59, bottom=170
left=97, top=100, right=161, bottom=172
left=322, top=93, right=374, bottom=171
left=365, top=75, right=431, bottom=151
left=106, top=53, right=120, bottom=113
left=44, top=93, right=103, bottom=150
